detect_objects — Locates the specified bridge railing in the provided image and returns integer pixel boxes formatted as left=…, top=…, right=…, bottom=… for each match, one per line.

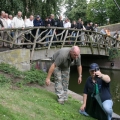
left=0, top=27, right=120, bottom=59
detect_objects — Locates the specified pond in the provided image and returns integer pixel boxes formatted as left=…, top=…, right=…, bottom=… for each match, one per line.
left=69, top=66, right=120, bottom=115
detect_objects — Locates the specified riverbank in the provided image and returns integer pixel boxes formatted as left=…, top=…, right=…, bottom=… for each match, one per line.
left=0, top=63, right=95, bottom=120
left=0, top=62, right=119, bottom=119
left=44, top=82, right=120, bottom=119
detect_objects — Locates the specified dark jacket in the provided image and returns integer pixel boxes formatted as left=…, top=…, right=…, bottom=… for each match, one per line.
left=71, top=24, right=77, bottom=29
left=57, top=19, right=63, bottom=27
left=49, top=18, right=55, bottom=26
left=33, top=19, right=43, bottom=26
left=77, top=22, right=83, bottom=29
left=0, top=19, right=4, bottom=27
left=44, top=20, right=51, bottom=27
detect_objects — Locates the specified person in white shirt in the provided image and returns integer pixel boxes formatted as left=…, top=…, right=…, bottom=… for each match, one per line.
left=8, top=15, right=14, bottom=38
left=5, top=13, right=11, bottom=28
left=24, top=15, right=34, bottom=27
left=23, top=15, right=34, bottom=48
left=5, top=13, right=14, bottom=48
left=0, top=11, right=8, bottom=47
left=63, top=18, right=71, bottom=28
left=9, top=15, right=13, bottom=21
left=11, top=11, right=25, bottom=44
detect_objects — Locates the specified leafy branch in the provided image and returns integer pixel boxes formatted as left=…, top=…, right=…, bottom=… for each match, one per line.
left=108, top=47, right=120, bottom=61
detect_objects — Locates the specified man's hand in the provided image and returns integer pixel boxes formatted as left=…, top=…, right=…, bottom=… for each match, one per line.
left=80, top=104, right=86, bottom=111
left=95, top=71, right=103, bottom=78
left=78, top=76, right=82, bottom=84
left=45, top=78, right=50, bottom=86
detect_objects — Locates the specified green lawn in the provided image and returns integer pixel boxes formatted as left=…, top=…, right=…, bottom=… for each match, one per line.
left=0, top=63, right=96, bottom=120
left=0, top=83, right=96, bottom=120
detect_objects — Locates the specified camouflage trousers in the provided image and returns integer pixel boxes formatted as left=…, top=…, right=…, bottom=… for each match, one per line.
left=54, top=67, right=70, bottom=102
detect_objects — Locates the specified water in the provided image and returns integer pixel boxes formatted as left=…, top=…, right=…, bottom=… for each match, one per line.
left=69, top=66, right=120, bottom=115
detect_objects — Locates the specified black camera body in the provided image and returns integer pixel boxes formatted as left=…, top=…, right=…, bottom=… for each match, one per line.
left=95, top=67, right=99, bottom=79
left=95, top=67, right=99, bottom=72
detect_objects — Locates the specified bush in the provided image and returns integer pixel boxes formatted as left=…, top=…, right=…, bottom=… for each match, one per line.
left=0, top=63, right=21, bottom=78
left=108, top=48, right=120, bottom=61
left=0, top=63, right=47, bottom=86
left=0, top=74, right=11, bottom=86
left=23, top=69, right=47, bottom=86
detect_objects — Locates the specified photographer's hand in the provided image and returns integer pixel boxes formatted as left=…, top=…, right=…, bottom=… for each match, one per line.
left=95, top=71, right=103, bottom=78
left=95, top=71, right=111, bottom=83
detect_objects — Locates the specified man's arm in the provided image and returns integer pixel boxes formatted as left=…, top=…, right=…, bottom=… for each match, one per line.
left=80, top=94, right=87, bottom=111
left=77, top=65, right=82, bottom=84
left=45, top=63, right=56, bottom=86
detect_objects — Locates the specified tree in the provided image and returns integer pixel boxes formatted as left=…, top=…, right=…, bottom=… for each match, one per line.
left=64, top=0, right=87, bottom=22
left=86, top=0, right=120, bottom=25
left=106, top=0, right=120, bottom=24
left=113, top=0, right=120, bottom=11
left=0, top=0, right=24, bottom=15
left=86, top=0, right=107, bottom=25
left=0, top=0, right=63, bottom=19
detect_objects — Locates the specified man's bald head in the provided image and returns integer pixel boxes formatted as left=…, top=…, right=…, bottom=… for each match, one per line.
left=71, top=46, right=80, bottom=54
left=70, top=46, right=80, bottom=60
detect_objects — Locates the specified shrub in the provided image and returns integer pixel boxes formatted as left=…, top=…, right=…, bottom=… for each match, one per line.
left=0, top=74, right=11, bottom=86
left=0, top=63, right=21, bottom=78
left=108, top=48, right=120, bottom=61
left=0, top=63, right=47, bottom=86
left=23, top=69, right=47, bottom=86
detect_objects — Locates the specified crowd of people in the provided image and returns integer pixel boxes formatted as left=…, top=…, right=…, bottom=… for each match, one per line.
left=0, top=10, right=101, bottom=48
left=100, top=28, right=120, bottom=40
left=0, top=10, right=120, bottom=49
left=0, top=10, right=119, bottom=49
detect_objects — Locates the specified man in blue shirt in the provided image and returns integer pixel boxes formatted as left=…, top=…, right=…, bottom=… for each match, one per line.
left=32, top=15, right=43, bottom=48
left=80, top=63, right=113, bottom=120
left=33, top=15, right=43, bottom=27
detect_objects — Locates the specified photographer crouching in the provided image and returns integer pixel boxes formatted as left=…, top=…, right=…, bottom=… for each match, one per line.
left=79, top=63, right=113, bottom=120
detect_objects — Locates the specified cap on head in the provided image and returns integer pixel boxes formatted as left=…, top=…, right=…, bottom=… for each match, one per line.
left=89, top=63, right=99, bottom=71
left=36, top=15, right=40, bottom=18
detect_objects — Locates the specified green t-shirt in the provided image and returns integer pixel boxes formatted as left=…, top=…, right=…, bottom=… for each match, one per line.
left=53, top=47, right=81, bottom=69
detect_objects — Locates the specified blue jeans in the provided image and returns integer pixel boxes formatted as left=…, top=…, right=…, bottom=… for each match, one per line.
left=71, top=32, right=76, bottom=43
left=102, top=99, right=113, bottom=120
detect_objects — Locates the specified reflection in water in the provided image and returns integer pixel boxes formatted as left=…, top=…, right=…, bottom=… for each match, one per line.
left=69, top=66, right=120, bottom=115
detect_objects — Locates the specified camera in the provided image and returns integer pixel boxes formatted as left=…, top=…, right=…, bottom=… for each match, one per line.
left=95, top=67, right=99, bottom=79
left=95, top=67, right=99, bottom=72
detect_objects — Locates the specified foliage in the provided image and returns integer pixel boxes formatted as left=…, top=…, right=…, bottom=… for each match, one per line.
left=0, top=0, right=63, bottom=19
left=1, top=0, right=120, bottom=25
left=23, top=69, right=47, bottom=86
left=64, top=0, right=87, bottom=21
left=86, top=0, right=120, bottom=25
left=108, top=47, right=120, bottom=61
left=86, top=0, right=107, bottom=25
left=105, top=0, right=120, bottom=24
left=0, top=63, right=21, bottom=78
left=0, top=74, right=11, bottom=86
left=0, top=63, right=47, bottom=86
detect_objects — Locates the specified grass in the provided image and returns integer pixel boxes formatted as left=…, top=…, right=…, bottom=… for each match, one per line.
left=0, top=84, right=95, bottom=120
left=0, top=63, right=96, bottom=120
